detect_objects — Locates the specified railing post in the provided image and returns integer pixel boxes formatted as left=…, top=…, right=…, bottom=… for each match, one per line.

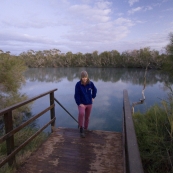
left=50, top=92, right=55, bottom=132
left=4, top=111, right=15, bottom=166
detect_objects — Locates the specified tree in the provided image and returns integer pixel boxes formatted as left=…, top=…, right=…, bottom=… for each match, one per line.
left=0, top=53, right=27, bottom=92
left=166, top=32, right=173, bottom=56
left=65, top=51, right=73, bottom=66
left=163, top=33, right=173, bottom=73
left=0, top=53, right=30, bottom=123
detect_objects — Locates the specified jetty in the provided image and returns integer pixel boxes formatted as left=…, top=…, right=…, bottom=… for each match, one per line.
left=0, top=89, right=144, bottom=173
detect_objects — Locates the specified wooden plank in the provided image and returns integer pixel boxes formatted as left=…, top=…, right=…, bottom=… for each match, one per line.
left=15, top=128, right=123, bottom=173
left=123, top=90, right=144, bottom=173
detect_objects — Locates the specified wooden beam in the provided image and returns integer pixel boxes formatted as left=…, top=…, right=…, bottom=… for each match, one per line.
left=123, top=89, right=144, bottom=173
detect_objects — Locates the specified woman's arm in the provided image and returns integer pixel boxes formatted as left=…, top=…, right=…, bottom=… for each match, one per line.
left=91, top=82, right=97, bottom=99
left=74, top=83, right=81, bottom=105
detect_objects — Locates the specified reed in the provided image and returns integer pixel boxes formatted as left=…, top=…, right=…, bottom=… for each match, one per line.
left=133, top=99, right=173, bottom=173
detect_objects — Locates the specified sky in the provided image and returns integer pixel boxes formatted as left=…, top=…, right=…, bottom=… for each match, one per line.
left=0, top=0, right=173, bottom=55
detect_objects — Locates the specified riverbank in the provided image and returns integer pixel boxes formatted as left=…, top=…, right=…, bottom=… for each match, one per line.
left=133, top=95, right=173, bottom=173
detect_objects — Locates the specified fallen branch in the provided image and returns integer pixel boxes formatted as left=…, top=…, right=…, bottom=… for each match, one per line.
left=132, top=63, right=150, bottom=114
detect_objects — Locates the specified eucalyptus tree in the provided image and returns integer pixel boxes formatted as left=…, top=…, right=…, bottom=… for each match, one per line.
left=166, top=32, right=173, bottom=56
left=0, top=53, right=29, bottom=124
left=65, top=51, right=73, bottom=66
left=121, top=51, right=130, bottom=67
left=99, top=51, right=112, bottom=66
left=19, top=50, right=36, bottom=67
left=121, top=47, right=160, bottom=68
left=59, top=53, right=68, bottom=67
left=110, top=50, right=121, bottom=67
left=84, top=53, right=93, bottom=66
left=71, top=52, right=85, bottom=66
left=149, top=49, right=163, bottom=69
left=138, top=47, right=162, bottom=69
left=138, top=47, right=151, bottom=68
left=53, top=52, right=66, bottom=67
left=0, top=53, right=26, bottom=92
left=92, top=50, right=101, bottom=67
left=163, top=33, right=173, bottom=73
left=43, top=50, right=52, bottom=67
left=126, top=49, right=140, bottom=67
left=50, top=48, right=61, bottom=56
left=35, top=50, right=45, bottom=67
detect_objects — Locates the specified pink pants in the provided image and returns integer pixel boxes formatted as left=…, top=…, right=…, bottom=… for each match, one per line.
left=78, top=104, right=92, bottom=129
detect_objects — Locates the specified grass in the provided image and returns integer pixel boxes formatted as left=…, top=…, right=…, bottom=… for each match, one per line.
left=133, top=100, right=173, bottom=173
left=0, top=127, right=48, bottom=173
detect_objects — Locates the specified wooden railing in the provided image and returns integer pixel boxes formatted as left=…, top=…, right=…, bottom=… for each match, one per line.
left=0, top=88, right=57, bottom=168
left=123, top=89, right=144, bottom=173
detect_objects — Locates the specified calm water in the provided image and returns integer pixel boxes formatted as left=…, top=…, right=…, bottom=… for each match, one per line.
left=20, top=67, right=173, bottom=132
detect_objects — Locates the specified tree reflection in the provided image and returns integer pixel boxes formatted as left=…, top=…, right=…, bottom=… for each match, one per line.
left=24, top=67, right=173, bottom=86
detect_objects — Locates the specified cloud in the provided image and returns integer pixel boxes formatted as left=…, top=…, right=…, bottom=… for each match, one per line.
left=114, top=17, right=134, bottom=27
left=0, top=32, right=56, bottom=44
left=128, top=6, right=152, bottom=14
left=0, top=0, right=172, bottom=55
left=58, top=2, right=135, bottom=45
left=144, top=6, right=153, bottom=11
left=163, top=7, right=173, bottom=12
left=128, top=7, right=142, bottom=14
left=1, top=19, right=59, bottom=29
left=68, top=3, right=112, bottom=23
left=128, top=0, right=139, bottom=6
left=63, top=16, right=134, bottom=44
left=120, top=31, right=170, bottom=52
left=95, top=1, right=112, bottom=9
left=0, top=31, right=71, bottom=54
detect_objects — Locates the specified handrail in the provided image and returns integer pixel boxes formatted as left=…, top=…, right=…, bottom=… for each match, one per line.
left=0, top=104, right=55, bottom=144
left=0, top=89, right=57, bottom=116
left=123, top=89, right=144, bottom=173
left=0, top=88, right=57, bottom=168
left=54, top=98, right=78, bottom=124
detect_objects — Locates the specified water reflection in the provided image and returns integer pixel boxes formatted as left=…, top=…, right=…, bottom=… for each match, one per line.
left=21, top=67, right=173, bottom=132
left=24, top=67, right=172, bottom=84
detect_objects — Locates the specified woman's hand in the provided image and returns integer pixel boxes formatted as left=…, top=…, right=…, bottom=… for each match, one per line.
left=79, top=104, right=85, bottom=107
left=92, top=98, right=94, bottom=102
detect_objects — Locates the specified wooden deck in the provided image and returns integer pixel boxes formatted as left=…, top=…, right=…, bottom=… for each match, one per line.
left=15, top=127, right=123, bottom=173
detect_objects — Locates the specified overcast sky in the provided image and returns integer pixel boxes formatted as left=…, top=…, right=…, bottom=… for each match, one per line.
left=0, top=0, right=173, bottom=55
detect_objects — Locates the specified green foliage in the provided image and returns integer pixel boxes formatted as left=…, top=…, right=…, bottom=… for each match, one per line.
left=166, top=33, right=173, bottom=56
left=0, top=53, right=30, bottom=124
left=18, top=47, right=163, bottom=69
left=0, top=92, right=31, bottom=128
left=0, top=53, right=27, bottom=92
left=133, top=101, right=173, bottom=173
left=0, top=127, right=48, bottom=173
left=162, top=32, right=173, bottom=74
left=0, top=53, right=44, bottom=172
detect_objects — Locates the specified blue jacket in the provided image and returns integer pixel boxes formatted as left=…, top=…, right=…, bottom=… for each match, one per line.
left=74, top=80, right=97, bottom=105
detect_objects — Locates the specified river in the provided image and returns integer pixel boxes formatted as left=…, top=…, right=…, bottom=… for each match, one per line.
left=20, top=67, right=173, bottom=132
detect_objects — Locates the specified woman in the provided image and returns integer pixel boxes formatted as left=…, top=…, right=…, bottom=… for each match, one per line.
left=74, top=71, right=97, bottom=138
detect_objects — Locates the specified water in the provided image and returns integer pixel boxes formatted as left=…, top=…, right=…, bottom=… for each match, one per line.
left=20, top=67, right=173, bottom=132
